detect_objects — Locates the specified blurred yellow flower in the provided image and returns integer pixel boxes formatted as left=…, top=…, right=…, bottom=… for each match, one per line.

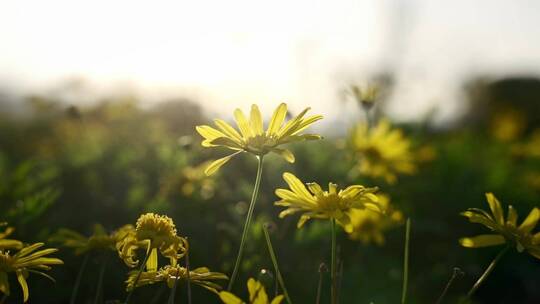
left=126, top=265, right=227, bottom=293
left=51, top=224, right=133, bottom=255
left=350, top=84, right=380, bottom=110
left=346, top=194, right=404, bottom=245
left=117, top=213, right=188, bottom=271
left=181, top=161, right=217, bottom=199
left=490, top=108, right=526, bottom=142
left=219, top=278, right=284, bottom=304
left=460, top=193, right=540, bottom=259
left=0, top=243, right=63, bottom=302
left=512, top=129, right=540, bottom=158
left=0, top=224, right=22, bottom=250
left=274, top=172, right=380, bottom=231
left=196, top=103, right=323, bottom=175
left=349, top=119, right=416, bottom=184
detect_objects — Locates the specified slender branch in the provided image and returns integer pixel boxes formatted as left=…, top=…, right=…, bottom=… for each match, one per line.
left=315, top=263, right=327, bottom=304
left=93, top=253, right=109, bottom=304
left=436, top=267, right=464, bottom=304
left=263, top=223, right=292, bottom=304
left=466, top=245, right=510, bottom=299
left=330, top=219, right=337, bottom=304
left=124, top=249, right=151, bottom=304
left=228, top=156, right=265, bottom=290
left=70, top=253, right=90, bottom=304
left=185, top=248, right=192, bottom=304
left=401, top=218, right=411, bottom=304
left=167, top=266, right=180, bottom=304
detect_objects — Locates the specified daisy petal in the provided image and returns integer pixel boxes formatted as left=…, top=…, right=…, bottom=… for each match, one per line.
left=267, top=103, right=287, bottom=136
left=485, top=193, right=504, bottom=225
left=214, top=119, right=242, bottom=141
left=250, top=104, right=264, bottom=135
left=459, top=234, right=505, bottom=248
left=271, top=148, right=295, bottom=163
left=204, top=151, right=242, bottom=176
left=233, top=109, right=252, bottom=138
left=282, top=173, right=316, bottom=203
left=196, top=125, right=226, bottom=141
left=518, top=207, right=540, bottom=234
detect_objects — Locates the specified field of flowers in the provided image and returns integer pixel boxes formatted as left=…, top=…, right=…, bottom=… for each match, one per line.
left=1, top=79, right=540, bottom=303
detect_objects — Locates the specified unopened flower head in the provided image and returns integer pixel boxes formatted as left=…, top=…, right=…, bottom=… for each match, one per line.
left=350, top=84, right=381, bottom=110
left=349, top=119, right=416, bottom=184
left=274, top=172, right=380, bottom=230
left=117, top=213, right=188, bottom=271
left=460, top=193, right=540, bottom=259
left=196, top=103, right=323, bottom=175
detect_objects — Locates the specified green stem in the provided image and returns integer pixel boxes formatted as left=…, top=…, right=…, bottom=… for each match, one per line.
left=466, top=245, right=510, bottom=299
left=263, top=223, right=292, bottom=304
left=401, top=218, right=411, bottom=304
left=186, top=248, right=192, bottom=304
left=436, top=267, right=464, bottom=304
left=330, top=219, right=337, bottom=304
left=94, top=253, right=109, bottom=304
left=70, top=253, right=90, bottom=304
left=124, top=249, right=151, bottom=304
left=315, top=263, right=327, bottom=304
left=228, top=156, right=264, bottom=291
left=167, top=266, right=180, bottom=304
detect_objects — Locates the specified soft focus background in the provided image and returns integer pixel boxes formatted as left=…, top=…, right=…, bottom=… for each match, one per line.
left=1, top=0, right=540, bottom=303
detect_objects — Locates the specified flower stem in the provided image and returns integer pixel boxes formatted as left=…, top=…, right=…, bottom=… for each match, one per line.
left=401, top=218, right=411, bottom=304
left=466, top=245, right=510, bottom=299
left=263, top=223, right=292, bottom=304
left=94, top=253, right=109, bottom=304
left=70, top=253, right=90, bottom=304
left=436, top=267, right=464, bottom=304
left=316, top=263, right=327, bottom=304
left=228, top=156, right=264, bottom=291
left=124, top=249, right=151, bottom=304
left=167, top=266, right=180, bottom=304
left=186, top=248, right=192, bottom=304
left=330, top=219, right=337, bottom=304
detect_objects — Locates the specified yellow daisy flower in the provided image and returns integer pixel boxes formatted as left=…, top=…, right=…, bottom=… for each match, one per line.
left=346, top=194, right=404, bottom=245
left=0, top=224, right=22, bottom=250
left=219, top=278, right=284, bottom=304
left=460, top=193, right=540, bottom=259
left=117, top=213, right=188, bottom=271
left=274, top=172, right=380, bottom=231
left=349, top=119, right=416, bottom=184
left=196, top=103, right=323, bottom=175
left=51, top=224, right=133, bottom=255
left=0, top=243, right=63, bottom=303
left=126, top=265, right=227, bottom=293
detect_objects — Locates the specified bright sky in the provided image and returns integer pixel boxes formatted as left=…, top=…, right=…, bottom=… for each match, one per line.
left=1, top=0, right=540, bottom=126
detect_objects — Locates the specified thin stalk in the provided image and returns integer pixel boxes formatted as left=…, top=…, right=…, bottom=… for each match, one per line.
left=401, top=218, right=411, bottom=304
left=167, top=266, right=180, bottom=304
left=330, top=219, right=337, bottom=304
left=263, top=223, right=292, bottom=304
left=228, top=156, right=265, bottom=291
left=186, top=248, right=192, bottom=304
left=466, top=245, right=510, bottom=299
left=150, top=285, right=166, bottom=304
left=336, top=258, right=344, bottom=304
left=315, top=263, right=327, bottom=304
left=70, top=253, right=90, bottom=304
left=124, top=249, right=151, bottom=304
left=362, top=107, right=373, bottom=129
left=436, top=267, right=464, bottom=304
left=94, top=253, right=109, bottom=304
